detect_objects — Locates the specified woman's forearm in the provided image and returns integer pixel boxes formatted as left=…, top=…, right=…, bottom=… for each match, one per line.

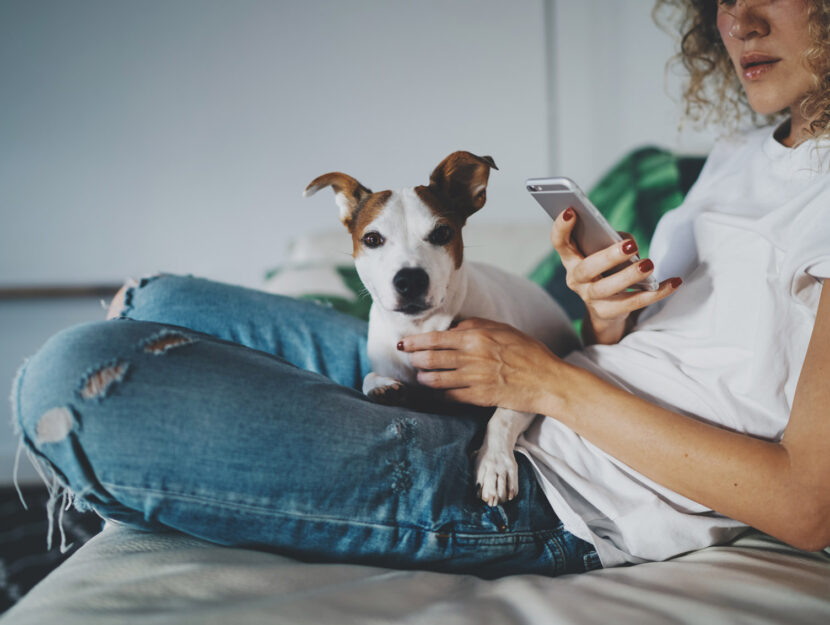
left=538, top=362, right=824, bottom=550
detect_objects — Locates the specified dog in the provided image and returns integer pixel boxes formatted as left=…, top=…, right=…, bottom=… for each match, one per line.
left=304, top=151, right=579, bottom=506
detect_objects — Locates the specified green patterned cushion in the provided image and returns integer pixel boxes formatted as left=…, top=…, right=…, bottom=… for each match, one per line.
left=264, top=264, right=373, bottom=320
left=527, top=147, right=704, bottom=327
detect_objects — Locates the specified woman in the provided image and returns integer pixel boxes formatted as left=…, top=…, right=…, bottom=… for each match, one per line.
left=12, top=0, right=830, bottom=577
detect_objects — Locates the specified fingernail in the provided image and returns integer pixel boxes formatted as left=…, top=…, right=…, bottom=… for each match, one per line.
left=622, top=239, right=638, bottom=255
left=670, top=277, right=683, bottom=289
left=638, top=259, right=654, bottom=273
left=563, top=207, right=574, bottom=221
left=396, top=340, right=405, bottom=351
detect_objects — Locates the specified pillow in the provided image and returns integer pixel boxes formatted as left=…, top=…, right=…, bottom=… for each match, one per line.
left=264, top=263, right=372, bottom=320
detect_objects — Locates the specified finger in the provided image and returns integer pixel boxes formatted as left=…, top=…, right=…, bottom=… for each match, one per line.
left=549, top=207, right=584, bottom=266
left=591, top=277, right=682, bottom=320
left=399, top=330, right=462, bottom=352
left=416, top=369, right=468, bottom=389
left=619, top=277, right=683, bottom=310
left=586, top=257, right=655, bottom=300
left=452, top=317, right=506, bottom=331
left=571, top=237, right=639, bottom=284
left=409, top=348, right=463, bottom=370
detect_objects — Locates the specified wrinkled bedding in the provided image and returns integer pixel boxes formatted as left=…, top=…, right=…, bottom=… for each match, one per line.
left=3, top=523, right=829, bottom=625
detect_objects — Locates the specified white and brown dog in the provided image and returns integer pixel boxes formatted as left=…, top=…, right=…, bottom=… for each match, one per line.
left=304, top=151, right=578, bottom=506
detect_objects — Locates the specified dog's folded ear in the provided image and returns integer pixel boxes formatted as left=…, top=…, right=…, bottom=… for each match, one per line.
left=304, top=172, right=373, bottom=228
left=427, top=152, right=498, bottom=220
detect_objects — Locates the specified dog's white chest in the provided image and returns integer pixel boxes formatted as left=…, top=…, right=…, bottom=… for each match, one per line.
left=367, top=305, right=454, bottom=385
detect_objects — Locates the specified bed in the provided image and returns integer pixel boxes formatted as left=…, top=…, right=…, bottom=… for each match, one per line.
left=4, top=149, right=829, bottom=624
left=3, top=522, right=829, bottom=625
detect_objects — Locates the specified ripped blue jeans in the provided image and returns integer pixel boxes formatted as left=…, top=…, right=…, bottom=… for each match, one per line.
left=11, top=274, right=600, bottom=578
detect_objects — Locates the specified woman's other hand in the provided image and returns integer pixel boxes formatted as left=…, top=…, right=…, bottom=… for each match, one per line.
left=399, top=318, right=569, bottom=414
left=550, top=207, right=682, bottom=346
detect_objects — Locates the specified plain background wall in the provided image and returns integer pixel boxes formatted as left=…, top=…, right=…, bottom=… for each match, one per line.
left=1, top=0, right=718, bottom=484
left=551, top=0, right=719, bottom=189
left=1, top=0, right=551, bottom=289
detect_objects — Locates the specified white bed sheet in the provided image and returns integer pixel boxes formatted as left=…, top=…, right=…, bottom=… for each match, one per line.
left=3, top=523, right=829, bottom=625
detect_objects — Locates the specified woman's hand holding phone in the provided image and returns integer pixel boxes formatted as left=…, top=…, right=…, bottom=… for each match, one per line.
left=550, top=207, right=683, bottom=346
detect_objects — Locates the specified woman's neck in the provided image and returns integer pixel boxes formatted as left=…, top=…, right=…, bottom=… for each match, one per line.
left=781, top=108, right=812, bottom=147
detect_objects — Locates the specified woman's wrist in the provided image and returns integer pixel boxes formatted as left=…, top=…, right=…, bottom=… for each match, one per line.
left=534, top=357, right=587, bottom=420
left=583, top=307, right=644, bottom=346
left=582, top=313, right=627, bottom=346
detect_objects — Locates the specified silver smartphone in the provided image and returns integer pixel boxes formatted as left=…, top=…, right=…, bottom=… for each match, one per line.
left=526, top=176, right=659, bottom=291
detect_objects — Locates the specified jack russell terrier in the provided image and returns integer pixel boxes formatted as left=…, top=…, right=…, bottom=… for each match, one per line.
left=304, top=151, right=579, bottom=506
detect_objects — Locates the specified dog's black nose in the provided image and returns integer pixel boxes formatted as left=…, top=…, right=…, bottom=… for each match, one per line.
left=393, top=268, right=429, bottom=299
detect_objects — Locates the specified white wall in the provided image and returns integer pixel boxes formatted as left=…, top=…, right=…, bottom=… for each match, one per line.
left=550, top=0, right=719, bottom=189
left=0, top=0, right=550, bottom=290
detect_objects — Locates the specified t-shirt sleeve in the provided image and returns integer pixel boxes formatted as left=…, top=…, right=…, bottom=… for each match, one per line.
left=783, top=192, right=830, bottom=308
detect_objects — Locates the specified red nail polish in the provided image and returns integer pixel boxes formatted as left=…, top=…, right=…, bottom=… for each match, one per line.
left=638, top=259, right=654, bottom=273
left=622, top=239, right=638, bottom=255
left=563, top=207, right=574, bottom=221
left=670, top=277, right=683, bottom=289
left=396, top=341, right=405, bottom=351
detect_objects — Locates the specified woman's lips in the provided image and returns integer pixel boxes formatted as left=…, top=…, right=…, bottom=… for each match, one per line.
left=740, top=53, right=781, bottom=81
left=743, top=60, right=779, bottom=80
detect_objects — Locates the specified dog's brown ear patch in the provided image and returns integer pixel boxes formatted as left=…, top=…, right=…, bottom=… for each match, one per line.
left=427, top=151, right=498, bottom=222
left=304, top=172, right=373, bottom=228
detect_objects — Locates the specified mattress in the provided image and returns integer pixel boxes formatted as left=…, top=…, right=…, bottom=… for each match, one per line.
left=3, top=522, right=829, bottom=625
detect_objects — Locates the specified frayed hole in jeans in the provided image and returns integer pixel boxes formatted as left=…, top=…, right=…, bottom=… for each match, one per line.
left=139, top=330, right=195, bottom=355
left=35, top=406, right=79, bottom=444
left=78, top=361, right=130, bottom=401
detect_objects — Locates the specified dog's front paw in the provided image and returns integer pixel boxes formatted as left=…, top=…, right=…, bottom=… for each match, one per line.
left=474, top=446, right=519, bottom=507
left=363, top=372, right=409, bottom=406
left=368, top=381, right=410, bottom=405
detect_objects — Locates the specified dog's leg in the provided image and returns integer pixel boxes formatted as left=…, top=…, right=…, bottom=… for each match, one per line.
left=475, top=409, right=538, bottom=506
left=363, top=372, right=409, bottom=406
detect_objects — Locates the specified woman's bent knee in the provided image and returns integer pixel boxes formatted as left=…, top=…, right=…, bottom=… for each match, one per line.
left=11, top=319, right=166, bottom=442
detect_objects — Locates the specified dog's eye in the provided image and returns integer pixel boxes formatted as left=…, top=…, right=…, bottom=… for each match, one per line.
left=362, top=231, right=385, bottom=248
left=428, top=225, right=453, bottom=246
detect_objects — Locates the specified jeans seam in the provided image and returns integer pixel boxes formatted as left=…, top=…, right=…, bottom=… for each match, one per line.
left=583, top=549, right=602, bottom=571
left=545, top=532, right=567, bottom=572
left=101, top=481, right=560, bottom=544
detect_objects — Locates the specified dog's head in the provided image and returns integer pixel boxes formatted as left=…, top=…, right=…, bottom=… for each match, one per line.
left=304, top=151, right=497, bottom=317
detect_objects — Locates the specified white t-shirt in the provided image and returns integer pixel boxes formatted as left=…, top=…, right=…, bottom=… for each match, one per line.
left=517, top=124, right=830, bottom=567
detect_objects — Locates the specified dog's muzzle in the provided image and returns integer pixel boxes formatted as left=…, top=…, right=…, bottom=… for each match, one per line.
left=393, top=268, right=430, bottom=314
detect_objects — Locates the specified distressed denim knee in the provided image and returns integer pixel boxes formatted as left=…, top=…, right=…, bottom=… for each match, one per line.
left=10, top=320, right=190, bottom=549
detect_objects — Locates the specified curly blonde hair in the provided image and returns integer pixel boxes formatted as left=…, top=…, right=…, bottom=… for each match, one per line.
left=653, top=0, right=830, bottom=140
